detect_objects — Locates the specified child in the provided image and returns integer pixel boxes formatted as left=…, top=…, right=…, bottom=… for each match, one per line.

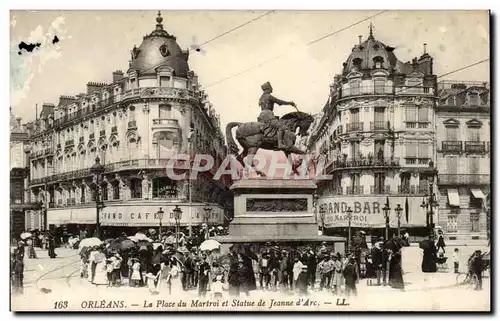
left=106, top=259, right=114, bottom=287
left=211, top=275, right=228, bottom=299
left=452, top=248, right=460, bottom=273
left=145, top=266, right=160, bottom=295
left=130, top=258, right=141, bottom=287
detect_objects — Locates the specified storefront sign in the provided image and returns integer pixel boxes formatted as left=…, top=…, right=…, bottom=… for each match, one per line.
left=100, top=204, right=223, bottom=227
left=318, top=196, right=427, bottom=228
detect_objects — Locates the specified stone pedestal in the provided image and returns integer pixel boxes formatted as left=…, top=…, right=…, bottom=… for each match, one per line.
left=214, top=179, right=344, bottom=244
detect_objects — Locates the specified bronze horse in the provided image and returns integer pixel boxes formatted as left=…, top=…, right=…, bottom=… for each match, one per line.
left=225, top=111, right=314, bottom=177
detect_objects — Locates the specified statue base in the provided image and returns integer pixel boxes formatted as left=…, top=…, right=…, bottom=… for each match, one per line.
left=213, top=179, right=345, bottom=247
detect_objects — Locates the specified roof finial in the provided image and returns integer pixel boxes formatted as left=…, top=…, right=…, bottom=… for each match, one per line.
left=368, top=22, right=374, bottom=39
left=156, top=11, right=164, bottom=30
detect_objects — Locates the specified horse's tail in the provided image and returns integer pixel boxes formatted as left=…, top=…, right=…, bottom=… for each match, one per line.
left=225, top=122, right=242, bottom=155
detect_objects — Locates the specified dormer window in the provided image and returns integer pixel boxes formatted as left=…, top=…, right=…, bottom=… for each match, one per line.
left=468, top=91, right=480, bottom=106
left=373, top=56, right=384, bottom=69
left=352, top=58, right=362, bottom=70
left=159, top=44, right=170, bottom=57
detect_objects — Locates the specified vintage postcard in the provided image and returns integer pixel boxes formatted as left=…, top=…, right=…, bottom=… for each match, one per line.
left=9, top=10, right=490, bottom=312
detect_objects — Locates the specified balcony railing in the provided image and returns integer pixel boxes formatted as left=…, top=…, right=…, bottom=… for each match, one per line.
left=397, top=185, right=429, bottom=195
left=65, top=139, right=74, bottom=147
left=370, top=185, right=390, bottom=194
left=464, top=141, right=486, bottom=153
left=128, top=121, right=137, bottom=129
left=332, top=157, right=400, bottom=170
left=370, top=121, right=390, bottom=131
left=418, top=185, right=429, bottom=194
left=439, top=174, right=490, bottom=185
left=442, top=141, right=462, bottom=152
left=395, top=85, right=435, bottom=95
left=152, top=119, right=180, bottom=127
left=67, top=198, right=76, bottom=205
left=346, top=186, right=363, bottom=195
left=341, top=85, right=393, bottom=98
left=346, top=122, right=364, bottom=133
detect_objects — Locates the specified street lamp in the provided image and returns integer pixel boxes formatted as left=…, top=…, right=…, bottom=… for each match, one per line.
left=203, top=203, right=212, bottom=240
left=172, top=205, right=182, bottom=248
left=157, top=207, right=164, bottom=237
left=90, top=157, right=105, bottom=239
left=382, top=203, right=391, bottom=240
left=346, top=207, right=353, bottom=253
left=395, top=204, right=403, bottom=237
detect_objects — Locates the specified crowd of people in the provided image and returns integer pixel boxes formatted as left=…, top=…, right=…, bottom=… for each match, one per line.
left=12, top=225, right=489, bottom=297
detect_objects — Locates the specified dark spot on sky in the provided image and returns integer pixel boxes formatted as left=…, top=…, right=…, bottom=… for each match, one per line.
left=52, top=36, right=59, bottom=44
left=196, top=48, right=201, bottom=52
left=18, top=41, right=41, bottom=55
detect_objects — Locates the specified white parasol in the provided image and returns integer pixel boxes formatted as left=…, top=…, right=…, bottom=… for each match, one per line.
left=199, top=239, right=221, bottom=252
left=78, top=237, right=102, bottom=249
left=20, top=232, right=32, bottom=240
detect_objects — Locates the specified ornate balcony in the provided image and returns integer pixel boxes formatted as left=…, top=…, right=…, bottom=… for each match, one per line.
left=346, top=122, right=364, bottom=133
left=370, top=121, right=390, bottom=131
left=464, top=141, right=486, bottom=153
left=332, top=157, right=400, bottom=171
left=439, top=174, right=490, bottom=185
left=345, top=186, right=363, bottom=195
left=340, top=85, right=393, bottom=98
left=370, top=185, right=390, bottom=194
left=152, top=118, right=180, bottom=129
left=441, top=141, right=462, bottom=152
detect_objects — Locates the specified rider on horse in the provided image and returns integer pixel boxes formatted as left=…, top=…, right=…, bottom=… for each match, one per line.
left=258, top=81, right=297, bottom=150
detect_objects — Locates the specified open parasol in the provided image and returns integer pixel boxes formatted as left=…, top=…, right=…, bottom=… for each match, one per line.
left=78, top=237, right=102, bottom=249
left=119, top=239, right=136, bottom=251
left=134, top=233, right=153, bottom=242
left=200, top=239, right=221, bottom=252
left=20, top=232, right=32, bottom=240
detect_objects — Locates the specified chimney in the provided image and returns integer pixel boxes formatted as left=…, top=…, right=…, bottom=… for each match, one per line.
left=41, top=103, right=55, bottom=119
left=86, top=82, right=106, bottom=94
left=358, top=35, right=362, bottom=45
left=423, top=43, right=427, bottom=55
left=112, top=70, right=124, bottom=83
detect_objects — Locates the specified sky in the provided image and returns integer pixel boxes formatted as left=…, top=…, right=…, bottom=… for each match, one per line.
left=10, top=10, right=489, bottom=128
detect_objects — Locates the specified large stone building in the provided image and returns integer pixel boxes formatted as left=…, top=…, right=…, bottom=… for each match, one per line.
left=10, top=109, right=34, bottom=240
left=24, top=12, right=229, bottom=236
left=307, top=26, right=438, bottom=238
left=435, top=80, right=490, bottom=241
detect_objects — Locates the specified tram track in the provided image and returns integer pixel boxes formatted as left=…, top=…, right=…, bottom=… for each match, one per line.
left=34, top=254, right=81, bottom=292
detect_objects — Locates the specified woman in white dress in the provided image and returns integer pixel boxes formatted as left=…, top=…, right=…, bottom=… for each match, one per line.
left=93, top=259, right=109, bottom=286
left=168, top=258, right=183, bottom=295
left=130, top=259, right=141, bottom=287
left=156, top=261, right=171, bottom=294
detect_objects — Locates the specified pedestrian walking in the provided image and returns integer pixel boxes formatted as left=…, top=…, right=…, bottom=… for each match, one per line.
left=436, top=230, right=446, bottom=253
left=198, top=255, right=211, bottom=297
left=332, top=253, right=343, bottom=294
left=343, top=257, right=358, bottom=297
left=452, top=248, right=460, bottom=273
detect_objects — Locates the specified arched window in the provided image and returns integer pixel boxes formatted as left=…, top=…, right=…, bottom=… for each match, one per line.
left=373, top=56, right=384, bottom=69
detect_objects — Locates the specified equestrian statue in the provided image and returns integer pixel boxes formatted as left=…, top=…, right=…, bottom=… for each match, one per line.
left=225, top=81, right=315, bottom=177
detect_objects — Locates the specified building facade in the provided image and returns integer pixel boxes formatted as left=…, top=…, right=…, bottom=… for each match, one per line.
left=10, top=110, right=36, bottom=240
left=435, top=81, right=490, bottom=241
left=307, top=27, right=438, bottom=237
left=24, top=12, right=229, bottom=235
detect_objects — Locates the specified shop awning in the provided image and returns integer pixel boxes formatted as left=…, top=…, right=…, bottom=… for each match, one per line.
left=447, top=188, right=460, bottom=207
left=470, top=188, right=486, bottom=199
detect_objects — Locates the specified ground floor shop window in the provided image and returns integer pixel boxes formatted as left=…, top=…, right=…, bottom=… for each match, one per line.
left=446, top=215, right=458, bottom=233
left=470, top=213, right=480, bottom=232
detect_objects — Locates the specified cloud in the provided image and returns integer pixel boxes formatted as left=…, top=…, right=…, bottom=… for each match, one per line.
left=10, top=16, right=67, bottom=109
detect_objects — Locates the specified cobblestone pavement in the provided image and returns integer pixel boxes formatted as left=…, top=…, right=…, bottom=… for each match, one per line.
left=11, top=245, right=490, bottom=311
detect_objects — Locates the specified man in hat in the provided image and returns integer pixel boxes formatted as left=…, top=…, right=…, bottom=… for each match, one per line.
left=258, top=81, right=297, bottom=150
